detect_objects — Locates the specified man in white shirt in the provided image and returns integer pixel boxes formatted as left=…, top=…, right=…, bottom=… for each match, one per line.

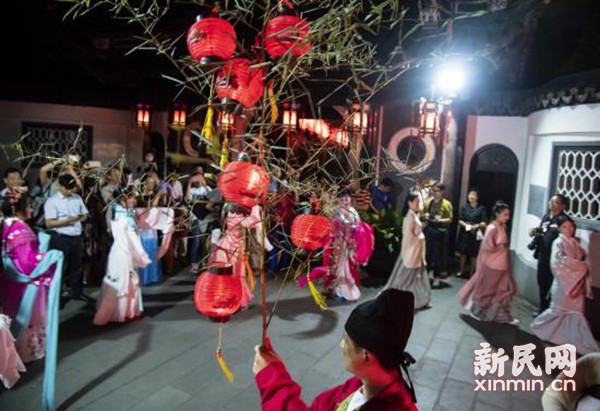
left=45, top=174, right=93, bottom=303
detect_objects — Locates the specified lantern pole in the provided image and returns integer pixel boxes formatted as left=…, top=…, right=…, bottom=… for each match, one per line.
left=260, top=205, right=268, bottom=346
left=374, top=105, right=384, bottom=185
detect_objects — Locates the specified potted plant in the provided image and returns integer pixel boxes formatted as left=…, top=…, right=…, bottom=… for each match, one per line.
left=362, top=208, right=403, bottom=286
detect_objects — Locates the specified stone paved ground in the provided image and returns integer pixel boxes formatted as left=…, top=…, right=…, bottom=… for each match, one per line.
left=0, top=272, right=554, bottom=411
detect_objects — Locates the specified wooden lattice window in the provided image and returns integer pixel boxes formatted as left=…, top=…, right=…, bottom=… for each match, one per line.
left=20, top=122, right=93, bottom=168
left=550, top=143, right=600, bottom=230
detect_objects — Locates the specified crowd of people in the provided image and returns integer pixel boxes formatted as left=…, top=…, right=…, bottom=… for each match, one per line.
left=0, top=152, right=597, bottom=409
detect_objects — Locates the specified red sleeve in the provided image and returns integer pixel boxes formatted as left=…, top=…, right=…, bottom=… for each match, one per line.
left=255, top=362, right=311, bottom=411
left=255, top=362, right=360, bottom=411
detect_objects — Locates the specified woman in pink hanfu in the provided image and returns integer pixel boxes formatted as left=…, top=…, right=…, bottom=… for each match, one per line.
left=209, top=204, right=272, bottom=309
left=94, top=190, right=151, bottom=325
left=459, top=201, right=518, bottom=324
left=329, top=191, right=361, bottom=302
left=384, top=192, right=431, bottom=309
left=531, top=215, right=599, bottom=355
left=0, top=214, right=53, bottom=362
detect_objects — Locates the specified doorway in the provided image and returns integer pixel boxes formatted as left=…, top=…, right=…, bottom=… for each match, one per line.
left=469, top=144, right=519, bottom=221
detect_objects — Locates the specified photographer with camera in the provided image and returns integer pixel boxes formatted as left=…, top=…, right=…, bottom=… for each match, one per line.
left=528, top=194, right=568, bottom=317
left=185, top=167, right=221, bottom=273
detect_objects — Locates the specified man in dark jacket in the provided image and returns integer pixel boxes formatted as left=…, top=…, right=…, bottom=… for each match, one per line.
left=529, top=194, right=568, bottom=316
left=253, top=289, right=418, bottom=410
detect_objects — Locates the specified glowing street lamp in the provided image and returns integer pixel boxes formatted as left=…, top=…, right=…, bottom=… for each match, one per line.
left=350, top=103, right=369, bottom=135
left=219, top=111, right=235, bottom=132
left=135, top=104, right=151, bottom=129
left=434, top=62, right=467, bottom=98
left=170, top=103, right=187, bottom=131
left=418, top=98, right=442, bottom=141
left=282, top=103, right=298, bottom=131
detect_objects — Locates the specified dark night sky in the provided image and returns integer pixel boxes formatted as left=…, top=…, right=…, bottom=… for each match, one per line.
left=2, top=0, right=599, bottom=110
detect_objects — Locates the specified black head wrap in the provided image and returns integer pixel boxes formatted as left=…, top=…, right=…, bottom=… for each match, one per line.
left=345, top=289, right=414, bottom=369
left=58, top=174, right=77, bottom=190
left=344, top=289, right=417, bottom=403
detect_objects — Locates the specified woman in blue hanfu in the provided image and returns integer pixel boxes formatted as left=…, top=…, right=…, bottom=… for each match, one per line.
left=94, top=188, right=151, bottom=325
left=0, top=187, right=64, bottom=410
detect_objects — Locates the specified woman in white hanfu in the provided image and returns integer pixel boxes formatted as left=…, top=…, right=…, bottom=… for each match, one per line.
left=384, top=192, right=431, bottom=309
left=93, top=189, right=151, bottom=325
left=531, top=215, right=599, bottom=355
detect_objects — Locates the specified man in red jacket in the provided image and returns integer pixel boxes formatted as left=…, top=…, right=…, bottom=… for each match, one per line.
left=253, top=289, right=418, bottom=410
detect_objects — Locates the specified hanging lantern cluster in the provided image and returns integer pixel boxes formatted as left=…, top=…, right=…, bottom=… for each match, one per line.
left=187, top=4, right=311, bottom=112
left=187, top=17, right=237, bottom=63
left=217, top=161, right=270, bottom=208
left=194, top=262, right=242, bottom=322
left=291, top=198, right=332, bottom=250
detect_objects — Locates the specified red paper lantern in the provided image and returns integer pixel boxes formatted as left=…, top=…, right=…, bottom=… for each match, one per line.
left=264, top=15, right=311, bottom=58
left=187, top=17, right=237, bottom=63
left=217, top=161, right=270, bottom=208
left=216, top=58, right=265, bottom=108
left=291, top=214, right=332, bottom=250
left=194, top=262, right=242, bottom=322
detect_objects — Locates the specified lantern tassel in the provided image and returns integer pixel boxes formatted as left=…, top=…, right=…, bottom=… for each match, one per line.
left=220, top=135, right=229, bottom=168
left=202, top=105, right=215, bottom=144
left=217, top=348, right=234, bottom=383
left=267, top=81, right=278, bottom=124
left=307, top=273, right=327, bottom=311
left=244, top=254, right=256, bottom=292
left=217, top=324, right=234, bottom=383
left=307, top=260, right=327, bottom=311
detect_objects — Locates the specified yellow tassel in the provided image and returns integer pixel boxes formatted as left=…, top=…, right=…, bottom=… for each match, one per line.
left=244, top=255, right=256, bottom=292
left=217, top=348, right=234, bottom=383
left=307, top=273, right=327, bottom=311
left=220, top=136, right=229, bottom=168
left=202, top=106, right=215, bottom=144
left=268, top=81, right=278, bottom=123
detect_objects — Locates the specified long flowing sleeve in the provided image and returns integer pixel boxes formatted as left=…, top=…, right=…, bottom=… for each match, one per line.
left=255, top=362, right=310, bottom=411
left=0, top=315, right=26, bottom=389
left=127, top=225, right=151, bottom=268
left=244, top=205, right=273, bottom=252
left=480, top=224, right=500, bottom=253
left=403, top=211, right=418, bottom=242
left=480, top=224, right=510, bottom=271
left=255, top=362, right=360, bottom=411
left=551, top=237, right=591, bottom=298
left=401, top=211, right=425, bottom=269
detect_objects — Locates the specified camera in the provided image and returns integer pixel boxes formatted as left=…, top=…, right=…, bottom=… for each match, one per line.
left=527, top=228, right=542, bottom=251
left=527, top=224, right=553, bottom=259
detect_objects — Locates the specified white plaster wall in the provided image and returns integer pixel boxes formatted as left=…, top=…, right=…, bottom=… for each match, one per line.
left=461, top=115, right=528, bottom=248
left=0, top=101, right=168, bottom=180
left=516, top=104, right=600, bottom=288
left=466, top=104, right=600, bottom=302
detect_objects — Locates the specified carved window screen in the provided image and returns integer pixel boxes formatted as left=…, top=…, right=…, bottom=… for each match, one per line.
left=551, top=144, right=600, bottom=229
left=20, top=122, right=93, bottom=168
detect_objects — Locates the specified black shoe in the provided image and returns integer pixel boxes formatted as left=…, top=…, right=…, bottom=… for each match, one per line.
left=72, top=293, right=95, bottom=303
left=532, top=310, right=540, bottom=318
